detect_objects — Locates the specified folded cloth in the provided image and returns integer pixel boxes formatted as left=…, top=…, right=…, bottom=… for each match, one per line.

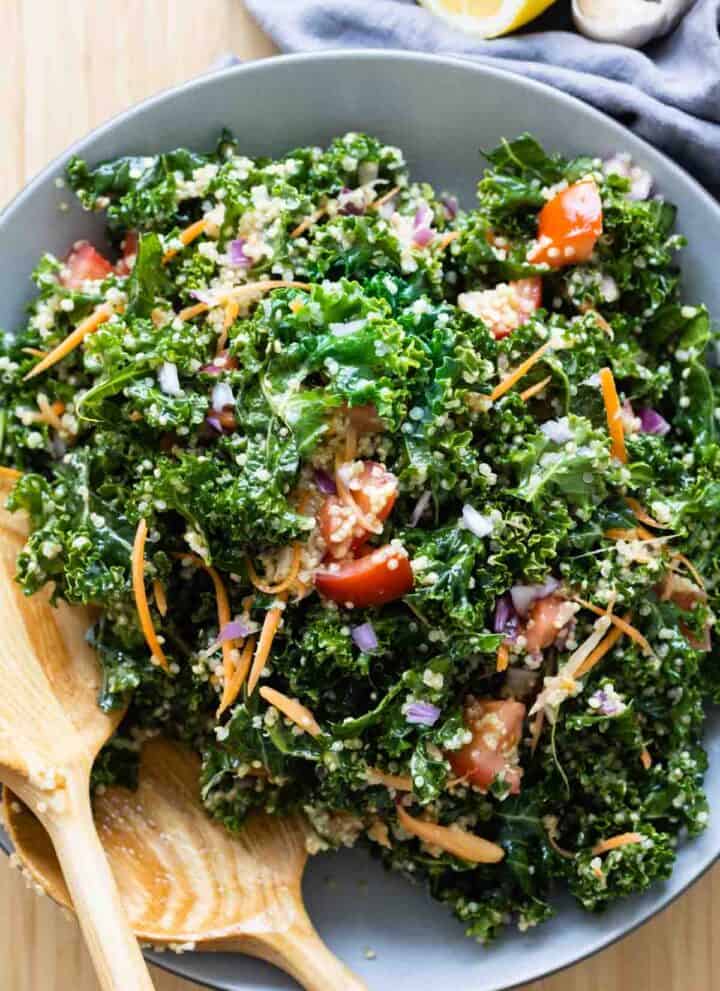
left=244, top=0, right=720, bottom=195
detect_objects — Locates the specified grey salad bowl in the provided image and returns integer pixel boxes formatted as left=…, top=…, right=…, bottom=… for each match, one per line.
left=1, top=50, right=719, bottom=991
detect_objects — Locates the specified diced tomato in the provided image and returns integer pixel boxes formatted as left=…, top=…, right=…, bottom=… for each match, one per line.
left=528, top=180, right=602, bottom=268
left=115, top=231, right=139, bottom=276
left=522, top=594, right=571, bottom=655
left=345, top=403, right=385, bottom=434
left=314, top=545, right=413, bottom=607
left=457, top=277, right=541, bottom=340
left=496, top=277, right=542, bottom=339
left=61, top=241, right=113, bottom=288
left=319, top=461, right=399, bottom=560
left=447, top=698, right=526, bottom=794
left=657, top=571, right=707, bottom=612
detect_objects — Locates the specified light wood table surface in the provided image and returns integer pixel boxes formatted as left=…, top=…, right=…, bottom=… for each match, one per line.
left=0, top=2, right=717, bottom=989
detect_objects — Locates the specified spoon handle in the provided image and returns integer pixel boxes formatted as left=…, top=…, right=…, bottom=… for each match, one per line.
left=246, top=899, right=368, bottom=991
left=46, top=776, right=155, bottom=991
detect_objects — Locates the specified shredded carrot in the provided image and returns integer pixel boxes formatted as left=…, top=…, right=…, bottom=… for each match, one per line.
left=367, top=768, right=413, bottom=791
left=24, top=305, right=113, bottom=380
left=640, top=747, right=653, bottom=770
left=573, top=598, right=652, bottom=656
left=152, top=579, right=168, bottom=618
left=247, top=543, right=303, bottom=595
left=574, top=613, right=630, bottom=678
left=604, top=527, right=641, bottom=541
left=0, top=466, right=22, bottom=480
left=437, top=231, right=460, bottom=252
left=217, top=636, right=256, bottom=716
left=598, top=366, right=627, bottom=464
left=163, top=219, right=207, bottom=262
left=529, top=710, right=545, bottom=755
left=259, top=685, right=321, bottom=737
left=345, top=424, right=357, bottom=462
left=624, top=496, right=670, bottom=530
left=580, top=306, right=613, bottom=337
left=519, top=375, right=552, bottom=402
left=670, top=552, right=704, bottom=589
left=178, top=301, right=210, bottom=322
left=215, top=297, right=240, bottom=355
left=131, top=519, right=169, bottom=672
left=369, top=185, right=400, bottom=211
left=290, top=205, right=327, bottom=239
left=335, top=453, right=382, bottom=535
left=33, top=397, right=65, bottom=432
left=489, top=340, right=551, bottom=403
left=247, top=597, right=287, bottom=696
left=496, top=642, right=510, bottom=672
left=21, top=347, right=48, bottom=358
left=129, top=410, right=143, bottom=422
left=396, top=804, right=505, bottom=864
left=592, top=832, right=643, bottom=855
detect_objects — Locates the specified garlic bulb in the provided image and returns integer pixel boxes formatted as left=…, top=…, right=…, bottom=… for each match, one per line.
left=573, top=0, right=695, bottom=49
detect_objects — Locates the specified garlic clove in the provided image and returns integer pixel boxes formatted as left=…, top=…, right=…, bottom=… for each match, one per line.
left=573, top=0, right=695, bottom=49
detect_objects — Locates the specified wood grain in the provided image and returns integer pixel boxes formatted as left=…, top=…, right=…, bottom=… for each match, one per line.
left=0, top=1, right=716, bottom=989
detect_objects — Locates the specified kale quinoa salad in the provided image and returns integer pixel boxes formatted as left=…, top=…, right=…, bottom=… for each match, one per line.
left=0, top=130, right=718, bottom=942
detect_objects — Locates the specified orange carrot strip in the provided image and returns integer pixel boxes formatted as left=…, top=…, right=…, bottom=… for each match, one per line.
left=24, top=305, right=113, bottom=380
left=259, top=686, right=321, bottom=737
left=599, top=366, right=627, bottom=464
left=573, top=598, right=652, bottom=655
left=574, top=614, right=630, bottom=678
left=437, top=231, right=460, bottom=252
left=592, top=832, right=642, bottom=855
left=640, top=747, right=653, bottom=771
left=217, top=636, right=256, bottom=716
left=670, top=552, right=704, bottom=589
left=623, top=497, right=671, bottom=530
left=489, top=340, right=551, bottom=403
left=131, top=519, right=169, bottom=672
left=0, top=466, right=22, bottom=480
left=369, top=185, right=401, bottom=211
left=178, top=301, right=210, bottom=321
left=21, top=347, right=48, bottom=358
left=163, top=219, right=207, bottom=262
left=366, top=768, right=413, bottom=791
left=496, top=643, right=510, bottom=672
left=396, top=804, right=505, bottom=864
left=247, top=597, right=287, bottom=696
left=152, top=579, right=168, bottom=618
left=519, top=375, right=552, bottom=402
left=215, top=297, right=240, bottom=355
left=246, top=544, right=303, bottom=595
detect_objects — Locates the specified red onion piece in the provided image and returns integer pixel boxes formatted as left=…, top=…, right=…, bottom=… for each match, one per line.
left=405, top=701, right=441, bottom=727
left=351, top=622, right=378, bottom=652
left=440, top=194, right=458, bottom=220
left=205, top=413, right=223, bottom=433
left=410, top=490, right=432, bottom=527
left=217, top=620, right=251, bottom=642
left=314, top=468, right=337, bottom=495
left=413, top=202, right=436, bottom=247
left=211, top=381, right=235, bottom=412
left=510, top=578, right=560, bottom=617
left=337, top=187, right=365, bottom=216
left=228, top=238, right=251, bottom=267
left=638, top=407, right=670, bottom=436
left=493, top=594, right=519, bottom=640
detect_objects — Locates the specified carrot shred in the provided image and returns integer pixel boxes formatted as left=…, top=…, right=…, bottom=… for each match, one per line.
left=259, top=685, right=321, bottom=737
left=396, top=804, right=505, bottom=864
left=33, top=397, right=66, bottom=432
left=247, top=544, right=303, bottom=595
left=21, top=347, right=48, bottom=358
left=131, top=519, right=169, bottom=672
left=640, top=747, right=653, bottom=770
left=24, top=304, right=113, bottom=380
left=529, top=710, right=545, bottom=755
left=366, top=768, right=413, bottom=791
left=344, top=424, right=357, bottom=463
left=624, top=497, right=670, bottom=530
left=0, top=466, right=22, bottom=480
left=574, top=613, right=630, bottom=678
left=217, top=636, right=256, bottom=716
left=489, top=340, right=551, bottom=403
left=496, top=643, right=510, bottom=672
left=247, top=597, right=287, bottom=696
left=163, top=219, right=207, bottom=262
left=670, top=552, right=704, bottom=589
left=573, top=597, right=652, bottom=656
left=152, top=579, right=168, bottom=618
left=369, top=185, right=401, bottom=211
left=599, top=366, right=627, bottom=464
left=592, top=832, right=643, bottom=855
left=216, top=298, right=240, bottom=356
left=437, top=231, right=460, bottom=252
left=519, top=375, right=552, bottom=402
left=178, top=301, right=210, bottom=322
left=290, top=205, right=328, bottom=239
left=334, top=453, right=383, bottom=535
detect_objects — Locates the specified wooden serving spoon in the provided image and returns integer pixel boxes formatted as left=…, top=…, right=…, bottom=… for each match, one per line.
left=4, top=737, right=367, bottom=991
left=0, top=481, right=155, bottom=989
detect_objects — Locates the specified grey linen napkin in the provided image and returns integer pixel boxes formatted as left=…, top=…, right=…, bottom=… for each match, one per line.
left=243, top=0, right=720, bottom=195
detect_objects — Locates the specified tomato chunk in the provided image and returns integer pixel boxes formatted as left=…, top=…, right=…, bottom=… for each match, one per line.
left=346, top=403, right=385, bottom=434
left=528, top=180, right=602, bottom=268
left=61, top=241, right=113, bottom=288
left=115, top=231, right=139, bottom=276
left=319, top=461, right=399, bottom=560
left=315, top=545, right=413, bottom=607
left=458, top=277, right=542, bottom=340
left=522, top=594, right=571, bottom=655
left=448, top=698, right=526, bottom=794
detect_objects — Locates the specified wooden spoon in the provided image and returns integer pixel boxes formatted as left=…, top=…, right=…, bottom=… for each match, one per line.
left=4, top=737, right=367, bottom=991
left=0, top=482, right=155, bottom=989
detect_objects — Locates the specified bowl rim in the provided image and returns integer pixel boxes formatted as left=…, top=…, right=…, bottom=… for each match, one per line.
left=2, top=47, right=718, bottom=991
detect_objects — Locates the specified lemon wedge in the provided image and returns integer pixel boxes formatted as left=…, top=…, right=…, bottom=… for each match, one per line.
left=418, top=0, right=558, bottom=38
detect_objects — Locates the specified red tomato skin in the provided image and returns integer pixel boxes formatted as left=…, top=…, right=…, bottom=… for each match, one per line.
left=115, top=231, right=139, bottom=275
left=61, top=241, right=113, bottom=288
left=319, top=462, right=399, bottom=560
left=448, top=699, right=526, bottom=794
left=346, top=403, right=384, bottom=434
left=352, top=462, right=398, bottom=523
left=523, top=595, right=569, bottom=655
left=314, top=547, right=413, bottom=607
left=492, top=277, right=543, bottom=340
left=529, top=180, right=603, bottom=268
left=318, top=495, right=358, bottom=560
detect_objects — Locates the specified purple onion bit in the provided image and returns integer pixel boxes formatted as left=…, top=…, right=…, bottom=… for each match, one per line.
left=413, top=202, right=436, bottom=248
left=352, top=622, right=378, bottom=653
left=638, top=407, right=671, bottom=436
left=409, top=490, right=432, bottom=527
left=337, top=187, right=365, bottom=216
left=493, top=593, right=519, bottom=641
left=314, top=468, right=337, bottom=496
left=205, top=413, right=223, bottom=433
left=405, top=701, right=441, bottom=727
left=440, top=194, right=458, bottom=221
left=217, top=620, right=251, bottom=643
left=228, top=238, right=251, bottom=268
